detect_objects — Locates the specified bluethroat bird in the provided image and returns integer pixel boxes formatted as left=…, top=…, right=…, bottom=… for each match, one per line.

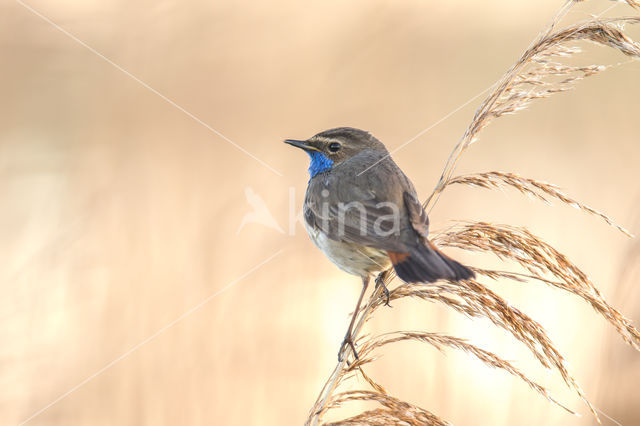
left=285, top=127, right=474, bottom=360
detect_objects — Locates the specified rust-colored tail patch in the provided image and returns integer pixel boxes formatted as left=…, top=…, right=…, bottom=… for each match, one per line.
left=387, top=245, right=475, bottom=283
left=387, top=251, right=410, bottom=265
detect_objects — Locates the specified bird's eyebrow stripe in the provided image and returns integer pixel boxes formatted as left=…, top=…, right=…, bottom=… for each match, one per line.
left=310, top=136, right=343, bottom=144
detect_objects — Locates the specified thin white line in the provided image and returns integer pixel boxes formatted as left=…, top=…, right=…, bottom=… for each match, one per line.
left=596, top=407, right=623, bottom=426
left=357, top=82, right=495, bottom=176
left=14, top=0, right=283, bottom=177
left=357, top=0, right=624, bottom=178
left=18, top=249, right=284, bottom=425
left=356, top=248, right=386, bottom=270
left=594, top=1, right=619, bottom=19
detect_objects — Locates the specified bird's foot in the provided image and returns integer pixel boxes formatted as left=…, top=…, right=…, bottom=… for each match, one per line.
left=374, top=272, right=392, bottom=307
left=338, top=333, right=359, bottom=363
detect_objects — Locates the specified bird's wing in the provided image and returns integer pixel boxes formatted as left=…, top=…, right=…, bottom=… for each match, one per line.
left=304, top=152, right=425, bottom=252
left=402, top=191, right=429, bottom=241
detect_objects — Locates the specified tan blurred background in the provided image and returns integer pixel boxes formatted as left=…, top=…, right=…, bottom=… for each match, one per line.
left=2, top=0, right=639, bottom=425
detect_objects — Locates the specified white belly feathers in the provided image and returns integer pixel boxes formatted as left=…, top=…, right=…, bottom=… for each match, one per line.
left=304, top=220, right=391, bottom=277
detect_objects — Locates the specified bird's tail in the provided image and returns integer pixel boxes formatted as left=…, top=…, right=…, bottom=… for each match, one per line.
left=388, top=242, right=474, bottom=283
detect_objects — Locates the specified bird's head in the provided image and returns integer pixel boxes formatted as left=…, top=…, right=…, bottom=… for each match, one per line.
left=285, top=127, right=386, bottom=178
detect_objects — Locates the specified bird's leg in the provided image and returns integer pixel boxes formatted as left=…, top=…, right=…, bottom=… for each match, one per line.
left=374, top=269, right=392, bottom=307
left=338, top=276, right=369, bottom=362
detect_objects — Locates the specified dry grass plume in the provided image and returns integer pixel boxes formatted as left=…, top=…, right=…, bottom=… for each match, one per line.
left=306, top=1, right=640, bottom=424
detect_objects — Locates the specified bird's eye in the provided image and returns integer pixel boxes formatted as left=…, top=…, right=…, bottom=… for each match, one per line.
left=328, top=142, right=341, bottom=153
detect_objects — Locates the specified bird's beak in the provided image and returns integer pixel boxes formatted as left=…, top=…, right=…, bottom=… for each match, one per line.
left=284, top=139, right=320, bottom=152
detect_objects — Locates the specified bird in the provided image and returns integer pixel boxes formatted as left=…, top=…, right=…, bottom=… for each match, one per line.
left=285, top=127, right=474, bottom=361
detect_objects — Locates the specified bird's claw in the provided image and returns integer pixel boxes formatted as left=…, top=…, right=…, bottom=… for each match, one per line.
left=338, top=334, right=359, bottom=363
left=375, top=274, right=392, bottom=307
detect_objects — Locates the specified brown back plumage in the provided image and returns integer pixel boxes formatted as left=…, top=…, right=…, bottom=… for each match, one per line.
left=298, top=127, right=474, bottom=283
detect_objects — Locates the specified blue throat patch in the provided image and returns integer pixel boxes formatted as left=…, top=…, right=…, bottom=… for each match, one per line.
left=307, top=151, right=333, bottom=178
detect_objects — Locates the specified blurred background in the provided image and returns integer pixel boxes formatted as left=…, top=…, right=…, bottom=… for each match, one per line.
left=1, top=0, right=639, bottom=424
